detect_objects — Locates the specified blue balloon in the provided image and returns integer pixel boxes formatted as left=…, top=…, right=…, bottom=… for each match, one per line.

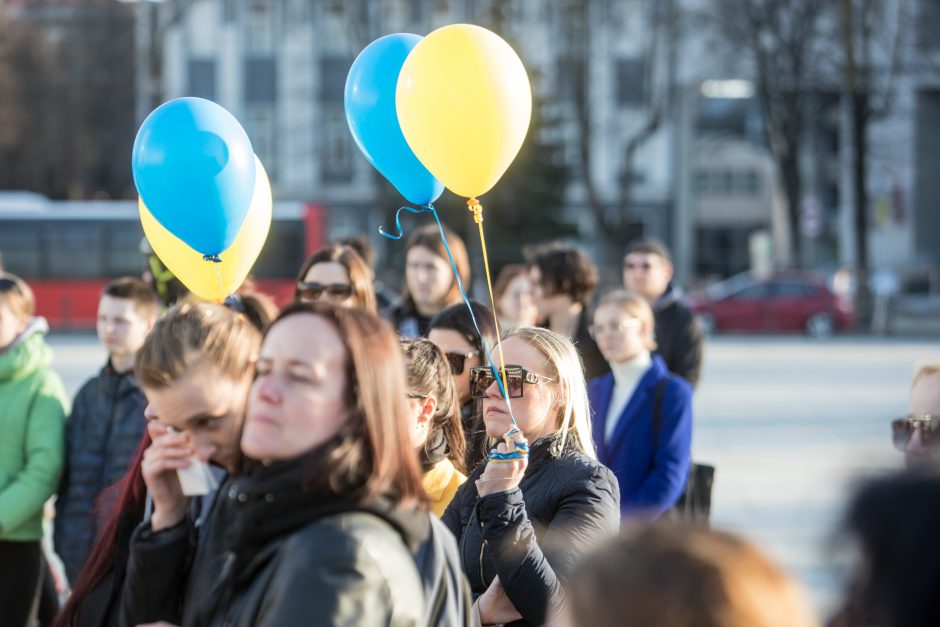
left=132, top=97, right=256, bottom=257
left=345, top=34, right=444, bottom=207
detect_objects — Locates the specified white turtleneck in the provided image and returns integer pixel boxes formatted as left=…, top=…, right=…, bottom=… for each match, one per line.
left=604, top=351, right=652, bottom=443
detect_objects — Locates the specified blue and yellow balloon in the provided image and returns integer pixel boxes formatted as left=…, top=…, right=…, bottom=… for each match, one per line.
left=140, top=156, right=272, bottom=302
left=344, top=33, right=444, bottom=207
left=396, top=24, right=532, bottom=200
left=132, top=97, right=256, bottom=257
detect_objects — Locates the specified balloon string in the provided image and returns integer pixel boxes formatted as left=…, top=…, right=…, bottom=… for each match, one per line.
left=467, top=198, right=511, bottom=417
left=378, top=205, right=434, bottom=240
left=468, top=198, right=526, bottom=462
left=214, top=260, right=225, bottom=304
left=377, top=201, right=523, bottom=458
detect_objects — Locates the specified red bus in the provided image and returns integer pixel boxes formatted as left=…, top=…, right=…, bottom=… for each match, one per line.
left=0, top=194, right=325, bottom=329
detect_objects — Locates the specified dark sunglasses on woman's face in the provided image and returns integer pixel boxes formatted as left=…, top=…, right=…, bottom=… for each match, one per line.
left=296, top=281, right=353, bottom=301
left=445, top=350, right=480, bottom=375
left=0, top=278, right=19, bottom=292
left=469, top=365, right=554, bottom=399
left=891, top=415, right=940, bottom=451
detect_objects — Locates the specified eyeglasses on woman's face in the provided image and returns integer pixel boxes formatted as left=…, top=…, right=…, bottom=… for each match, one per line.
left=444, top=350, right=480, bottom=375
left=587, top=317, right=641, bottom=340
left=891, top=414, right=940, bottom=450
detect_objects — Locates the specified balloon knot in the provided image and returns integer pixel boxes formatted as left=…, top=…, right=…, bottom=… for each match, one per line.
left=467, top=198, right=483, bottom=224
left=203, top=254, right=222, bottom=263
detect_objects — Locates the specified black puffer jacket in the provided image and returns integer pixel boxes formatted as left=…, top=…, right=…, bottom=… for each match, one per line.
left=442, top=434, right=620, bottom=626
left=55, top=361, right=147, bottom=583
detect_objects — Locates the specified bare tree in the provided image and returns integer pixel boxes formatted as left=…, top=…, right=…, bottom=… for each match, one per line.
left=836, top=0, right=912, bottom=325
left=565, top=0, right=677, bottom=269
left=704, top=0, right=831, bottom=266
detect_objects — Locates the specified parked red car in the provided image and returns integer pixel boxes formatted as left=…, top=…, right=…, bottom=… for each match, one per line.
left=690, top=273, right=854, bottom=337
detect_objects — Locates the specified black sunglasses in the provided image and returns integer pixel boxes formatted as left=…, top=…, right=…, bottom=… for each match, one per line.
left=0, top=278, right=19, bottom=292
left=891, top=415, right=940, bottom=451
left=445, top=350, right=480, bottom=375
left=469, top=365, right=554, bottom=399
left=296, top=281, right=353, bottom=301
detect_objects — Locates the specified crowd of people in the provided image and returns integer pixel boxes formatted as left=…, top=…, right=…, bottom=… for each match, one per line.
left=0, top=230, right=937, bottom=627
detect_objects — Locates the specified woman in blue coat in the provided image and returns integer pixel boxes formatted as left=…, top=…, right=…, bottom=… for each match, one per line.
left=587, top=290, right=692, bottom=518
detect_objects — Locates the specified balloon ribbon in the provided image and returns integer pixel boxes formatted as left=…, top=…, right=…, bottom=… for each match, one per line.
left=379, top=203, right=526, bottom=463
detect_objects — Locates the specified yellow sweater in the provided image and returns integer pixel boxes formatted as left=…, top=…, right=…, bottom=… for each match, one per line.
left=422, top=458, right=467, bottom=517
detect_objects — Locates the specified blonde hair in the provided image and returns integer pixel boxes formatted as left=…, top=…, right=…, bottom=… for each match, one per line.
left=596, top=289, right=657, bottom=351
left=0, top=273, right=35, bottom=321
left=567, top=526, right=819, bottom=627
left=504, top=326, right=596, bottom=460
left=912, top=362, right=940, bottom=389
left=135, top=301, right=261, bottom=388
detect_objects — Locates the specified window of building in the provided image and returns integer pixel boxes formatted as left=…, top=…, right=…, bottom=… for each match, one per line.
left=246, top=0, right=275, bottom=53
left=223, top=0, right=237, bottom=23
left=245, top=104, right=276, bottom=176
left=694, top=170, right=709, bottom=193
left=187, top=59, right=217, bottom=101
left=320, top=106, right=354, bottom=183
left=615, top=57, right=646, bottom=107
left=319, top=55, right=352, bottom=103
left=737, top=169, right=760, bottom=195
left=245, top=57, right=277, bottom=104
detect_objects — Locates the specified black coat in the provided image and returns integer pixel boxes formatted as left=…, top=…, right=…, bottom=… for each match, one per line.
left=122, top=451, right=434, bottom=627
left=573, top=308, right=610, bottom=382
left=55, top=361, right=147, bottom=583
left=442, top=435, right=620, bottom=626
left=653, top=288, right=704, bottom=387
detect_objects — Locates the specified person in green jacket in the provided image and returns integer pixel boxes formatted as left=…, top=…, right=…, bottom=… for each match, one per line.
left=0, top=273, right=69, bottom=627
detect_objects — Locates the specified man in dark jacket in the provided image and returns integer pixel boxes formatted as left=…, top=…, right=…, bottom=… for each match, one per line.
left=623, top=238, right=704, bottom=387
left=54, top=277, right=157, bottom=584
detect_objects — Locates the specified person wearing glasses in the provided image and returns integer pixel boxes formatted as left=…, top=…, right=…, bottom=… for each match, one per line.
left=587, top=290, right=692, bottom=519
left=295, top=243, right=377, bottom=313
left=401, top=339, right=467, bottom=516
left=428, top=300, right=497, bottom=472
left=387, top=223, right=471, bottom=338
left=623, top=237, right=704, bottom=387
left=0, top=273, right=69, bottom=626
left=442, top=326, right=619, bottom=627
left=891, top=362, right=940, bottom=467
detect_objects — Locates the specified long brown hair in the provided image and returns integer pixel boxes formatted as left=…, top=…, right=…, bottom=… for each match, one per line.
left=53, top=432, right=152, bottom=627
left=401, top=338, right=466, bottom=473
left=403, top=223, right=470, bottom=309
left=269, top=302, right=427, bottom=507
left=294, top=243, right=377, bottom=314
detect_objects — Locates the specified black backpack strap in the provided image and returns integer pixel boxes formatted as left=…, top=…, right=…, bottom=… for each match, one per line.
left=651, top=375, right=673, bottom=446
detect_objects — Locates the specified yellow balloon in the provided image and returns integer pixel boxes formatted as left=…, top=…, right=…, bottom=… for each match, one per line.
left=397, top=24, right=532, bottom=199
left=140, top=156, right=272, bottom=302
